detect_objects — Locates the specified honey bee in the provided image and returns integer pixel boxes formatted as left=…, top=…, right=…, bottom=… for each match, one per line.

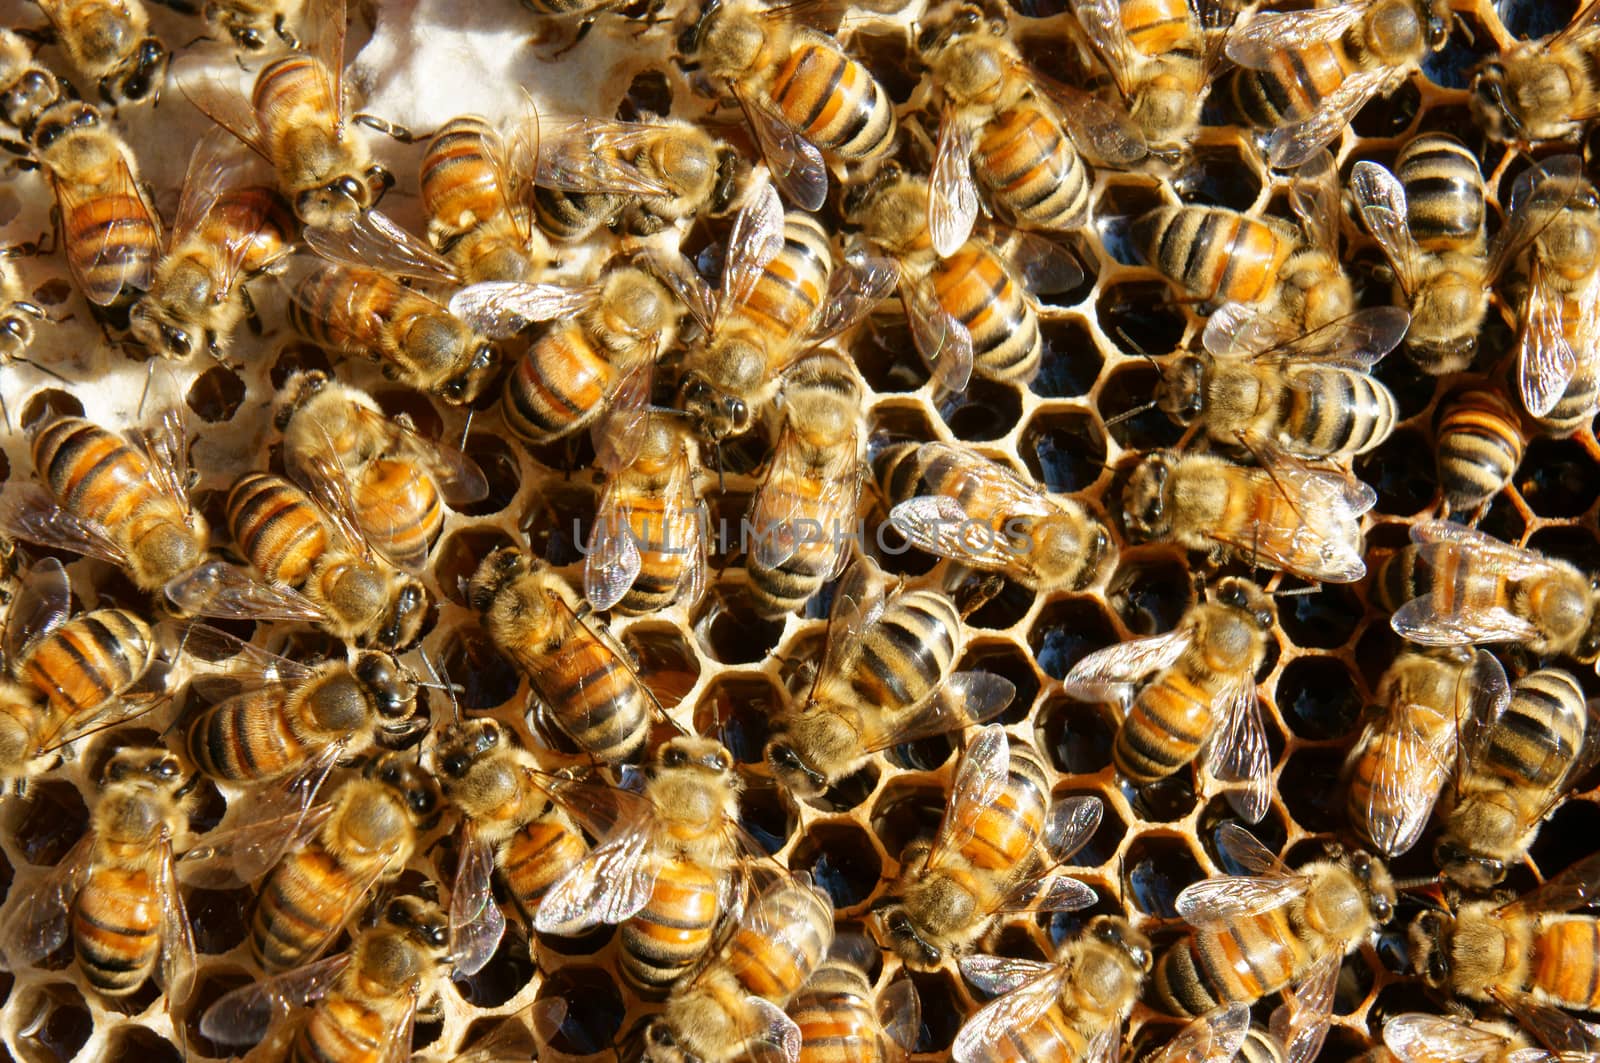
left=183, top=0, right=391, bottom=229
left=878, top=439, right=1114, bottom=592
left=874, top=725, right=1101, bottom=971
left=764, top=554, right=1016, bottom=798
left=1133, top=151, right=1352, bottom=333
left=745, top=352, right=864, bottom=619
left=1470, top=3, right=1600, bottom=145
left=0, top=29, right=65, bottom=133
left=668, top=174, right=894, bottom=442
left=420, top=111, right=552, bottom=284
left=1151, top=823, right=1395, bottom=1063
left=1379, top=1011, right=1593, bottom=1063
left=433, top=718, right=645, bottom=975
left=1071, top=0, right=1239, bottom=158
left=953, top=915, right=1151, bottom=1063
left=585, top=410, right=708, bottom=616
left=1122, top=445, right=1375, bottom=583
left=275, top=371, right=490, bottom=573
left=37, top=0, right=167, bottom=107
left=202, top=0, right=305, bottom=52
left=0, top=558, right=163, bottom=792
left=1, top=748, right=195, bottom=998
left=1160, top=307, right=1403, bottom=459
left=537, top=735, right=751, bottom=995
left=1386, top=520, right=1600, bottom=662
left=918, top=1, right=1147, bottom=256
left=450, top=260, right=683, bottom=458
left=845, top=166, right=1081, bottom=390
left=247, top=750, right=441, bottom=972
left=1343, top=647, right=1509, bottom=859
left=468, top=547, right=655, bottom=765
left=1435, top=386, right=1527, bottom=514
left=1412, top=850, right=1600, bottom=1017
left=1064, top=577, right=1277, bottom=821
left=534, top=116, right=742, bottom=240
left=789, top=946, right=921, bottom=1063
left=199, top=894, right=451, bottom=1059
left=1142, top=1004, right=1255, bottom=1063
left=680, top=0, right=897, bottom=211
left=1224, top=0, right=1450, bottom=168
left=130, top=127, right=296, bottom=362
left=19, top=99, right=161, bottom=307
left=223, top=470, right=429, bottom=648
left=1433, top=668, right=1598, bottom=890
left=641, top=872, right=836, bottom=1062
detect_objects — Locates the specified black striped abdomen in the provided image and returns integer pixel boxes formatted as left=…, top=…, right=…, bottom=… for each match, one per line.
left=33, top=417, right=157, bottom=531
left=1481, top=669, right=1586, bottom=791
left=1397, top=133, right=1486, bottom=252
left=251, top=843, right=376, bottom=972
left=529, top=628, right=649, bottom=764
left=619, top=858, right=721, bottom=995
left=187, top=686, right=299, bottom=782
left=532, top=184, right=622, bottom=241
left=1437, top=387, right=1523, bottom=510
left=73, top=867, right=160, bottom=994
left=421, top=116, right=505, bottom=236
left=228, top=472, right=329, bottom=586
left=934, top=244, right=1040, bottom=382
left=740, top=215, right=832, bottom=338
left=61, top=191, right=159, bottom=304
left=618, top=496, right=698, bottom=616
left=1115, top=668, right=1214, bottom=782
left=1535, top=362, right=1598, bottom=437
left=502, top=325, right=611, bottom=443
left=23, top=609, right=154, bottom=723
left=1228, top=41, right=1349, bottom=130
left=959, top=745, right=1050, bottom=872
left=769, top=35, right=895, bottom=161
left=1279, top=366, right=1396, bottom=456
left=849, top=590, right=960, bottom=710
left=353, top=459, right=443, bottom=572
left=502, top=818, right=588, bottom=919
left=975, top=98, right=1090, bottom=232
left=724, top=880, right=832, bottom=1002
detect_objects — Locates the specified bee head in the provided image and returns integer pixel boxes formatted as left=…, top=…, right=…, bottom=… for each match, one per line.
left=468, top=548, right=534, bottom=612
left=872, top=899, right=943, bottom=971
left=372, top=577, right=427, bottom=651
left=440, top=342, right=498, bottom=405
left=436, top=718, right=501, bottom=781
left=1158, top=355, right=1205, bottom=424
left=1408, top=909, right=1454, bottom=987
left=764, top=738, right=827, bottom=798
left=1122, top=452, right=1175, bottom=541
left=273, top=370, right=331, bottom=431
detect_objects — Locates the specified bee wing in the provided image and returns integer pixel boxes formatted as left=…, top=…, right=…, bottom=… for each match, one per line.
left=880, top=977, right=922, bottom=1055
left=305, top=210, right=461, bottom=286
left=737, top=90, right=828, bottom=213
left=1289, top=151, right=1342, bottom=252
left=1176, top=868, right=1308, bottom=925
left=1031, top=72, right=1149, bottom=168
left=591, top=363, right=657, bottom=476
left=719, top=171, right=787, bottom=320
left=302, top=0, right=347, bottom=126
left=199, top=952, right=351, bottom=1046
left=494, top=95, right=543, bottom=228
left=930, top=109, right=979, bottom=258
left=810, top=253, right=899, bottom=343
left=1201, top=301, right=1300, bottom=357
left=1271, top=950, right=1340, bottom=1063
left=952, top=962, right=1074, bottom=1063
left=1202, top=675, right=1272, bottom=824
left=857, top=670, right=1018, bottom=757
left=924, top=726, right=1012, bottom=872
left=1004, top=230, right=1086, bottom=297
left=1146, top=1004, right=1254, bottom=1063
left=1494, top=992, right=1600, bottom=1057
left=815, top=555, right=890, bottom=686
left=1268, top=68, right=1391, bottom=170
left=889, top=495, right=1017, bottom=570
left=740, top=998, right=805, bottom=1063
left=751, top=424, right=860, bottom=571
left=535, top=120, right=674, bottom=196
left=1042, top=793, right=1106, bottom=865
left=583, top=478, right=644, bottom=613
left=1225, top=2, right=1370, bottom=67
left=286, top=451, right=378, bottom=566
left=905, top=276, right=975, bottom=393
left=1408, top=519, right=1546, bottom=571
left=52, top=156, right=160, bottom=306
left=1, top=830, right=93, bottom=966
left=3, top=556, right=72, bottom=667
left=1517, top=259, right=1579, bottom=417
left=1224, top=438, right=1374, bottom=580
left=1061, top=627, right=1194, bottom=708
left=1489, top=156, right=1583, bottom=281
left=1390, top=594, right=1539, bottom=647
left=376, top=987, right=427, bottom=1063
left=156, top=837, right=198, bottom=1003
left=179, top=74, right=269, bottom=159
left=450, top=826, right=506, bottom=978
left=172, top=126, right=263, bottom=251
left=1253, top=307, right=1411, bottom=371
left=1384, top=1013, right=1515, bottom=1063
left=647, top=251, right=718, bottom=334
left=0, top=484, right=130, bottom=570
left=1070, top=0, right=1139, bottom=98
left=164, top=559, right=329, bottom=624
left=376, top=412, right=490, bottom=506
left=452, top=999, right=568, bottom=1062
left=1354, top=701, right=1457, bottom=858
left=533, top=819, right=657, bottom=936
left=1497, top=850, right=1600, bottom=919
left=1351, top=161, right=1426, bottom=298
left=449, top=280, right=599, bottom=339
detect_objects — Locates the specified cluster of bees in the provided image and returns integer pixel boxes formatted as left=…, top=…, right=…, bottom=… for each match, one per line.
left=2, top=0, right=1600, bottom=1060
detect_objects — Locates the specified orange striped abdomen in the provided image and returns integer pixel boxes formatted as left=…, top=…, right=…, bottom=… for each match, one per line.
left=73, top=866, right=160, bottom=994
left=61, top=190, right=160, bottom=303
left=33, top=417, right=163, bottom=535
left=1437, top=387, right=1524, bottom=509
left=619, top=494, right=699, bottom=615
left=1232, top=41, right=1351, bottom=129
left=1529, top=917, right=1600, bottom=1009
left=290, top=993, right=389, bottom=1063
left=725, top=881, right=833, bottom=1003
left=502, top=325, right=613, bottom=444
left=1141, top=208, right=1293, bottom=306
left=975, top=99, right=1090, bottom=232
left=22, top=609, right=154, bottom=723
left=1123, top=0, right=1195, bottom=55
left=290, top=265, right=423, bottom=357
left=933, top=243, right=1041, bottom=382
left=186, top=686, right=301, bottom=782
left=526, top=622, right=649, bottom=764
left=251, top=843, right=380, bottom=972
left=769, top=36, right=895, bottom=161
left=252, top=55, right=336, bottom=154
left=738, top=215, right=833, bottom=339
left=1152, top=909, right=1306, bottom=1016
left=228, top=471, right=329, bottom=586
left=959, top=749, right=1050, bottom=873
left=353, top=458, right=444, bottom=572
left=620, top=858, right=723, bottom=994
left=421, top=117, right=506, bottom=236
left=1116, top=669, right=1215, bottom=782
left=501, top=817, right=588, bottom=919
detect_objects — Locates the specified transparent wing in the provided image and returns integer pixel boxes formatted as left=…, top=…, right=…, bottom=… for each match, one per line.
left=536, top=119, right=674, bottom=196
left=1, top=831, right=92, bottom=967
left=750, top=422, right=859, bottom=572
left=131, top=396, right=196, bottom=514
left=930, top=109, right=979, bottom=258
left=1494, top=991, right=1600, bottom=1057
left=52, top=159, right=159, bottom=306
left=451, top=827, right=506, bottom=978
left=924, top=726, right=1011, bottom=872
left=958, top=953, right=1059, bottom=996
left=738, top=91, right=828, bottom=212
left=583, top=478, right=644, bottom=613
left=1518, top=259, right=1578, bottom=417
left=1235, top=306, right=1410, bottom=370
left=743, top=997, right=803, bottom=1063
left=1497, top=849, right=1600, bottom=917
left=952, top=963, right=1072, bottom=1063
left=1351, top=160, right=1425, bottom=296
left=179, top=73, right=268, bottom=158
left=365, top=407, right=490, bottom=505
left=181, top=794, right=337, bottom=887
left=1490, top=156, right=1584, bottom=281
left=305, top=210, right=461, bottom=286
left=718, top=172, right=786, bottom=320
left=905, top=277, right=975, bottom=393
left=1070, top=0, right=1138, bottom=98
left=591, top=362, right=658, bottom=476
left=172, top=126, right=267, bottom=249
left=1005, top=230, right=1085, bottom=296
left=302, top=0, right=347, bottom=128
left=1214, top=819, right=1289, bottom=874
left=449, top=280, right=598, bottom=339
left=855, top=670, right=1017, bottom=754
left=1272, top=951, right=1340, bottom=1063
left=881, top=976, right=922, bottom=1055
left=199, top=953, right=350, bottom=1045
left=1201, top=301, right=1300, bottom=357
left=1384, top=1013, right=1516, bottom=1063
left=1226, top=2, right=1370, bottom=67
left=1035, top=74, right=1149, bottom=168
left=1146, top=1004, right=1253, bottom=1063
left=1268, top=69, right=1391, bottom=169
left=1176, top=870, right=1307, bottom=925
left=164, top=560, right=329, bottom=624
left=4, top=556, right=72, bottom=666
left=1355, top=701, right=1456, bottom=857
left=813, top=556, right=890, bottom=691
left=1391, top=594, right=1539, bottom=647
left=495, top=96, right=543, bottom=229
left=0, top=484, right=129, bottom=569
left=533, top=821, right=657, bottom=935
left=156, top=838, right=198, bottom=1003
left=1061, top=628, right=1194, bottom=708
left=1043, top=794, right=1106, bottom=864
left=810, top=254, right=899, bottom=343
left=1203, top=675, right=1272, bottom=823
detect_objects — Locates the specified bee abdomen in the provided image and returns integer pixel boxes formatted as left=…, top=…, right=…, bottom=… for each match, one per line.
left=725, top=879, right=833, bottom=1000
left=1280, top=368, right=1397, bottom=455
left=853, top=590, right=960, bottom=709
left=1486, top=669, right=1586, bottom=789
left=935, top=245, right=1041, bottom=382
left=975, top=99, right=1090, bottom=231
left=187, top=688, right=298, bottom=781
left=251, top=850, right=365, bottom=972
left=502, top=820, right=588, bottom=918
left=619, top=859, right=721, bottom=995
left=33, top=417, right=151, bottom=526
left=538, top=641, right=649, bottom=763
left=227, top=471, right=329, bottom=586
left=502, top=327, right=611, bottom=444
left=24, top=609, right=155, bottom=721
left=1437, top=386, right=1523, bottom=510
left=1397, top=133, right=1486, bottom=251
left=1115, top=675, right=1212, bottom=782
left=421, top=117, right=503, bottom=236
left=63, top=193, right=160, bottom=303
left=73, top=869, right=161, bottom=994
left=1150, top=939, right=1224, bottom=1017
left=533, top=185, right=622, bottom=241
left=770, top=37, right=895, bottom=161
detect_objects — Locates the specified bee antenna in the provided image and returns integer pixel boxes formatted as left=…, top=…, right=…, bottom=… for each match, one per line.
left=1104, top=400, right=1158, bottom=426
left=16, top=357, right=69, bottom=385
left=1273, top=584, right=1322, bottom=597
left=457, top=407, right=474, bottom=454
left=715, top=442, right=726, bottom=493
left=417, top=649, right=461, bottom=722
left=1393, top=872, right=1445, bottom=892
left=137, top=358, right=156, bottom=420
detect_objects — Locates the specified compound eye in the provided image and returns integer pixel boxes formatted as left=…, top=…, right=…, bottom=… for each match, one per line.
left=441, top=753, right=468, bottom=776
left=335, top=176, right=365, bottom=202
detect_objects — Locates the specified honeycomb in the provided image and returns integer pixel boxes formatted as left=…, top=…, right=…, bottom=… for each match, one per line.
left=0, top=0, right=1598, bottom=1060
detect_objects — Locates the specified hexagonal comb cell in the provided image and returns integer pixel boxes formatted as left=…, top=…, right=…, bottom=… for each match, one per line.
left=1122, top=833, right=1206, bottom=918
left=695, top=673, right=785, bottom=763
left=1519, top=437, right=1600, bottom=517
left=1030, top=596, right=1120, bottom=680
left=1034, top=317, right=1104, bottom=399
left=789, top=821, right=884, bottom=909
left=538, top=966, right=626, bottom=1055
left=12, top=983, right=92, bottom=1063
left=1020, top=409, right=1107, bottom=493
left=1277, top=656, right=1365, bottom=741
left=104, top=1025, right=182, bottom=1063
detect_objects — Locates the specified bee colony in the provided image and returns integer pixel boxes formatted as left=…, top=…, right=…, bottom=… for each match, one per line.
left=0, top=0, right=1599, bottom=1060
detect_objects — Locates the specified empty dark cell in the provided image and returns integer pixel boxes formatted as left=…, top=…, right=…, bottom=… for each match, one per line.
left=1130, top=773, right=1198, bottom=823
left=1177, top=148, right=1261, bottom=211
left=1278, top=748, right=1347, bottom=833
left=1518, top=436, right=1600, bottom=517
left=910, top=970, right=966, bottom=1054
left=617, top=68, right=671, bottom=120
left=1357, top=428, right=1436, bottom=515
left=21, top=388, right=83, bottom=430
left=938, top=378, right=1022, bottom=442
left=1278, top=656, right=1363, bottom=740
left=814, top=762, right=880, bottom=815
left=1109, top=558, right=1193, bottom=635
left=704, top=491, right=753, bottom=567
left=790, top=824, right=882, bottom=908
left=1420, top=30, right=1483, bottom=88
left=622, top=626, right=700, bottom=709
left=1124, top=836, right=1204, bottom=918
left=11, top=780, right=87, bottom=866
left=540, top=967, right=625, bottom=1056
left=33, top=277, right=72, bottom=305
left=1006, top=0, right=1070, bottom=15
left=886, top=733, right=955, bottom=773
left=1066, top=796, right=1126, bottom=867
left=520, top=427, right=598, bottom=476
left=442, top=629, right=521, bottom=711
left=413, top=1018, right=443, bottom=1053
left=992, top=923, right=1048, bottom=962
left=1526, top=525, right=1600, bottom=573
left=434, top=527, right=515, bottom=608
left=868, top=403, right=937, bottom=445
left=183, top=971, right=255, bottom=1058
left=453, top=928, right=536, bottom=1009
left=962, top=642, right=1040, bottom=726
left=185, top=365, right=246, bottom=423
left=1335, top=952, right=1376, bottom=1015
left=1041, top=696, right=1117, bottom=775
left=875, top=519, right=942, bottom=579
left=1352, top=80, right=1419, bottom=137
left=1477, top=494, right=1527, bottom=547
left=696, top=676, right=783, bottom=763
left=1278, top=582, right=1364, bottom=649
left=15, top=985, right=91, bottom=1063
left=1101, top=365, right=1181, bottom=452
left=1199, top=798, right=1288, bottom=865
left=1034, top=316, right=1103, bottom=398
left=458, top=434, right=521, bottom=516
left=1319, top=1024, right=1374, bottom=1063
left=854, top=314, right=928, bottom=394
left=188, top=887, right=252, bottom=954
left=1097, top=281, right=1186, bottom=357
left=693, top=588, right=787, bottom=665
left=740, top=784, right=795, bottom=853
left=1021, top=413, right=1105, bottom=493
left=269, top=342, right=333, bottom=389
left=1374, top=347, right=1439, bottom=421
left=1529, top=799, right=1600, bottom=879
left=1030, top=598, right=1119, bottom=680
left=871, top=786, right=947, bottom=861
left=1499, top=0, right=1576, bottom=38
left=964, top=577, right=1036, bottom=631
left=106, top=1025, right=182, bottom=1063
left=853, top=30, right=920, bottom=103
left=522, top=485, right=595, bottom=567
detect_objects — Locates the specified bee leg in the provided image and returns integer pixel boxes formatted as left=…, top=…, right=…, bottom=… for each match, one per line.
left=365, top=164, right=396, bottom=205
left=13, top=25, right=55, bottom=47
left=0, top=138, right=34, bottom=161
left=355, top=114, right=422, bottom=144
left=275, top=15, right=301, bottom=50
left=240, top=284, right=264, bottom=337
